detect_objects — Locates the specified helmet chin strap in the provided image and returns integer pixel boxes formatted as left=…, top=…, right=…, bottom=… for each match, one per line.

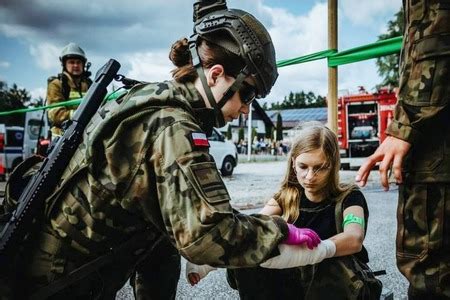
left=188, top=35, right=226, bottom=128
left=217, top=70, right=247, bottom=108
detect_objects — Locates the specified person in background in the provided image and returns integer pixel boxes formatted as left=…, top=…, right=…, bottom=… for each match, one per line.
left=47, top=42, right=92, bottom=137
left=356, top=1, right=450, bottom=298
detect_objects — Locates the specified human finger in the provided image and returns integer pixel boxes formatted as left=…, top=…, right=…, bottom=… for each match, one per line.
left=306, top=230, right=321, bottom=246
left=301, top=228, right=320, bottom=246
left=378, top=154, right=393, bottom=190
left=356, top=153, right=382, bottom=186
left=392, top=153, right=404, bottom=184
left=306, top=238, right=314, bottom=250
left=188, top=273, right=200, bottom=286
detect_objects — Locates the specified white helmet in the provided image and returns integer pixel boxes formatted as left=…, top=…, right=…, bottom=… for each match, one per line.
left=59, top=42, right=87, bottom=64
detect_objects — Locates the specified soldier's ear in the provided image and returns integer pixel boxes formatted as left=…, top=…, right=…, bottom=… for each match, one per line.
left=207, top=64, right=226, bottom=86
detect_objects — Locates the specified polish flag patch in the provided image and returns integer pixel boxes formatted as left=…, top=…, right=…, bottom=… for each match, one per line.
left=190, top=132, right=210, bottom=148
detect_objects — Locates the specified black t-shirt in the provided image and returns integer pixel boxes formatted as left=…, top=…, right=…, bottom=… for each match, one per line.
left=293, top=190, right=369, bottom=262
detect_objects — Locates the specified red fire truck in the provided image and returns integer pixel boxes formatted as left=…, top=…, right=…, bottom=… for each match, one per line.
left=338, top=86, right=397, bottom=169
left=0, top=124, right=6, bottom=180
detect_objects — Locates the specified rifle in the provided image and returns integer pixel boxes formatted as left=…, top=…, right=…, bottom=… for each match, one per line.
left=0, top=59, right=121, bottom=265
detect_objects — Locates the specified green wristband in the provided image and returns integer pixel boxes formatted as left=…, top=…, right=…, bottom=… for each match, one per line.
left=342, top=213, right=365, bottom=229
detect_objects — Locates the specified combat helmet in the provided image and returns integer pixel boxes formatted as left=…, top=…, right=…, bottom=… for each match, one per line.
left=59, top=42, right=87, bottom=65
left=189, top=0, right=278, bottom=127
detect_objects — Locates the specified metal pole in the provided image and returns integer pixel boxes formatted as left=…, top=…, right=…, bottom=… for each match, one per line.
left=328, top=0, right=338, bottom=133
left=247, top=103, right=252, bottom=161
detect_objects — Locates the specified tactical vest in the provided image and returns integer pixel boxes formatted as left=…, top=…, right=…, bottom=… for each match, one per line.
left=297, top=185, right=383, bottom=300
left=47, top=73, right=92, bottom=101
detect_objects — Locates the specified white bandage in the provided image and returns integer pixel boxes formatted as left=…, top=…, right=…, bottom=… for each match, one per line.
left=185, top=261, right=217, bottom=281
left=260, top=239, right=336, bottom=269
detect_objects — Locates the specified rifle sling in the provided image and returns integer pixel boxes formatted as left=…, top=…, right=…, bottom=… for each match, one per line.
left=31, top=232, right=165, bottom=300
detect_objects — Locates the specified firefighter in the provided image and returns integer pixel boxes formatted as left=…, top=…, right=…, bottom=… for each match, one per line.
left=47, top=42, right=92, bottom=137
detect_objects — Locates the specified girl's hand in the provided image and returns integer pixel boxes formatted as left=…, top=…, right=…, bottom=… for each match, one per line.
left=187, top=271, right=201, bottom=286
left=185, top=261, right=217, bottom=286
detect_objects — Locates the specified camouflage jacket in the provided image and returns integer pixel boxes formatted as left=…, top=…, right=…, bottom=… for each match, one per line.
left=386, top=0, right=450, bottom=182
left=47, top=80, right=288, bottom=268
left=47, top=71, right=92, bottom=135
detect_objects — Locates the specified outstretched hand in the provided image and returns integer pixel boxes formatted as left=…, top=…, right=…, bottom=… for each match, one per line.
left=283, top=224, right=321, bottom=249
left=355, top=136, right=411, bottom=191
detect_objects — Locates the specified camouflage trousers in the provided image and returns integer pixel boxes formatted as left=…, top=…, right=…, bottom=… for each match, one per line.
left=396, top=183, right=450, bottom=299
left=131, top=236, right=181, bottom=300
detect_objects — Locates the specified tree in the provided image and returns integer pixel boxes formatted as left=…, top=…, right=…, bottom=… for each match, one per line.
left=0, top=81, right=29, bottom=126
left=265, top=123, right=272, bottom=139
left=269, top=90, right=326, bottom=110
left=376, top=8, right=405, bottom=88
left=238, top=127, right=244, bottom=142
left=251, top=127, right=257, bottom=144
left=226, top=124, right=232, bottom=140
left=27, top=96, right=45, bottom=107
left=276, top=112, right=283, bottom=141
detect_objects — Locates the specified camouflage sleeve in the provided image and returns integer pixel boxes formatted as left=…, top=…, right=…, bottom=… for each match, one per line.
left=47, top=79, right=72, bottom=126
left=386, top=9, right=450, bottom=144
left=386, top=99, right=448, bottom=144
left=150, top=119, right=288, bottom=267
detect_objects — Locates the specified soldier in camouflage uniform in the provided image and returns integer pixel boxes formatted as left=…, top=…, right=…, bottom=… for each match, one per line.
left=357, top=1, right=450, bottom=298
left=47, top=42, right=92, bottom=137
left=3, top=2, right=323, bottom=299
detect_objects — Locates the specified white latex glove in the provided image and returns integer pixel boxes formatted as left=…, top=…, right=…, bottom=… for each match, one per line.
left=260, top=239, right=336, bottom=269
left=185, top=261, right=217, bottom=286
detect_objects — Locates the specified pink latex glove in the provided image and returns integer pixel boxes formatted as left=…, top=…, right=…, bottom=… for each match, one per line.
left=283, top=224, right=321, bottom=249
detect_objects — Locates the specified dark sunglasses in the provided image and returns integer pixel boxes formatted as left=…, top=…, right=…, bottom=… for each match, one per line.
left=239, top=81, right=257, bottom=105
left=222, top=79, right=257, bottom=106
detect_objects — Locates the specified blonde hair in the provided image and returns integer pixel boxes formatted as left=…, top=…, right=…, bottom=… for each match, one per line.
left=273, top=121, right=354, bottom=223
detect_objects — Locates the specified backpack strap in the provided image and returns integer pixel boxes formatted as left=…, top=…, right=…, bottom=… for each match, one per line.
left=47, top=73, right=70, bottom=100
left=47, top=75, right=58, bottom=85
left=59, top=73, right=70, bottom=100
left=84, top=76, right=93, bottom=87
left=333, top=184, right=359, bottom=234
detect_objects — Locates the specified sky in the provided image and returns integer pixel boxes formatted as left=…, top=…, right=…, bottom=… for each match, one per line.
left=0, top=0, right=401, bottom=106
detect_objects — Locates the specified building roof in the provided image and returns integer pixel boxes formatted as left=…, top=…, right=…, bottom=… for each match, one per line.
left=226, top=100, right=274, bottom=128
left=267, top=107, right=327, bottom=128
left=252, top=100, right=274, bottom=127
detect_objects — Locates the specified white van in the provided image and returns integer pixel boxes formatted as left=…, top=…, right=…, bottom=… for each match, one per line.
left=23, top=110, right=51, bottom=159
left=208, top=128, right=238, bottom=176
left=3, top=126, right=24, bottom=172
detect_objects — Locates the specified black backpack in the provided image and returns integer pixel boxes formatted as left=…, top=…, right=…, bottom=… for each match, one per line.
left=301, top=187, right=383, bottom=300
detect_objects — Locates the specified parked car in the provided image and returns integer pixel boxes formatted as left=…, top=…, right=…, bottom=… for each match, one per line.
left=3, top=126, right=24, bottom=172
left=350, top=125, right=377, bottom=140
left=208, top=128, right=238, bottom=176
